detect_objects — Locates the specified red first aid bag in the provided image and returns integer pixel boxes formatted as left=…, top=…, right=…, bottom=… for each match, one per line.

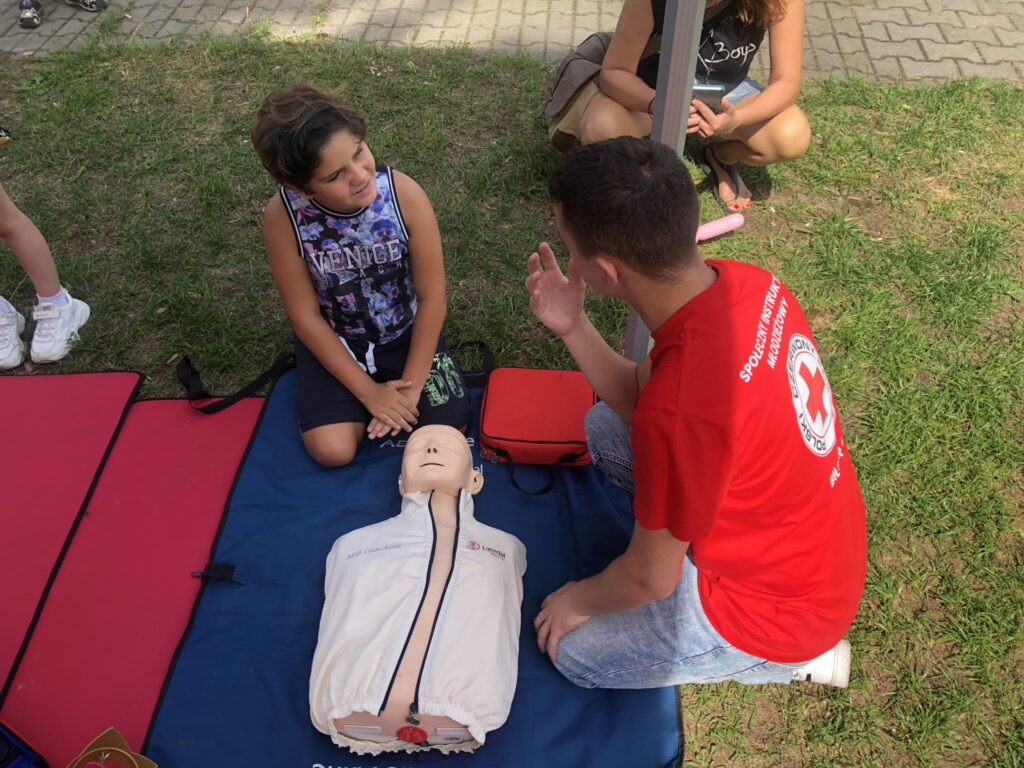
left=479, top=368, right=596, bottom=493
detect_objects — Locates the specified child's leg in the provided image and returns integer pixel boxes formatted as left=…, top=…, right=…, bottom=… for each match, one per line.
left=302, top=422, right=366, bottom=469
left=0, top=182, right=60, bottom=298
left=295, top=335, right=368, bottom=468
left=1, top=182, right=91, bottom=364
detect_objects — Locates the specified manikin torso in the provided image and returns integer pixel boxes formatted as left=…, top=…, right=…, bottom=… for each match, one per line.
left=309, top=425, right=526, bottom=755
left=334, top=488, right=469, bottom=745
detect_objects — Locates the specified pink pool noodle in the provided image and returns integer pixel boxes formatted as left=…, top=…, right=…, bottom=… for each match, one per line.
left=696, top=213, right=744, bottom=242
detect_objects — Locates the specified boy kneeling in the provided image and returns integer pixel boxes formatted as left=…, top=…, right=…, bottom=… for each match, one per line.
left=253, top=86, right=469, bottom=466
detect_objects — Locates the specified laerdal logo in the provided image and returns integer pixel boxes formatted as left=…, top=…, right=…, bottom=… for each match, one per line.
left=466, top=540, right=505, bottom=560
left=787, top=334, right=836, bottom=457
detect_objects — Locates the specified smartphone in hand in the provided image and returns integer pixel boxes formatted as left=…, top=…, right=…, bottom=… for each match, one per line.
left=692, top=83, right=727, bottom=113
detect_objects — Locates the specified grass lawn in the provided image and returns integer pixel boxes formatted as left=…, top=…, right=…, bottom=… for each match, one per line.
left=1, top=32, right=1022, bottom=768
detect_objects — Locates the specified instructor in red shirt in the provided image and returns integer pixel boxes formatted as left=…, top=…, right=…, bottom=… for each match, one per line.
left=526, top=137, right=866, bottom=688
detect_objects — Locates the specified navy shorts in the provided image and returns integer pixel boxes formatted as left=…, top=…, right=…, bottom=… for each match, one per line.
left=294, top=330, right=471, bottom=434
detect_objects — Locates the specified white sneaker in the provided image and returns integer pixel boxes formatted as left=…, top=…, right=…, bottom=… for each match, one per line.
left=30, top=294, right=90, bottom=364
left=793, top=638, right=851, bottom=688
left=0, top=304, right=27, bottom=369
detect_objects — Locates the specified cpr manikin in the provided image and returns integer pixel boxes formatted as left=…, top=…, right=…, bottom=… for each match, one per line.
left=309, top=425, right=527, bottom=755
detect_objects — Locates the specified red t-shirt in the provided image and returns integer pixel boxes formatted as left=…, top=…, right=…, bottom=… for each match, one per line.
left=632, top=259, right=867, bottom=663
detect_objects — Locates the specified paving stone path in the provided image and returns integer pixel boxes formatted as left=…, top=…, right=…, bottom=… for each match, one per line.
left=3, top=0, right=1023, bottom=81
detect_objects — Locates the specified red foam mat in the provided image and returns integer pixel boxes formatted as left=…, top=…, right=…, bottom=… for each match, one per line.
left=0, top=397, right=264, bottom=766
left=0, top=372, right=141, bottom=689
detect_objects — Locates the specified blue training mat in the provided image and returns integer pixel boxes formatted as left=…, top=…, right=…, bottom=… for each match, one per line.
left=145, top=370, right=683, bottom=768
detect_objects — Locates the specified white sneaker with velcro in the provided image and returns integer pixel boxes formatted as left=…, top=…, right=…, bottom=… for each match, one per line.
left=30, top=294, right=90, bottom=364
left=0, top=305, right=26, bottom=369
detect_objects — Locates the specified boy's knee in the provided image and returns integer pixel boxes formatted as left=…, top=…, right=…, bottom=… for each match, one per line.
left=0, top=205, right=23, bottom=238
left=553, top=637, right=599, bottom=689
left=303, top=430, right=359, bottom=468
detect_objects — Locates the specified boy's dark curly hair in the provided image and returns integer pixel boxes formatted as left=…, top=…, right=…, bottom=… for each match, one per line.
left=251, top=85, right=366, bottom=193
left=549, top=137, right=700, bottom=279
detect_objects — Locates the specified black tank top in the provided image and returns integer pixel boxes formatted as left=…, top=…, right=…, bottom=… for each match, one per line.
left=642, top=0, right=766, bottom=92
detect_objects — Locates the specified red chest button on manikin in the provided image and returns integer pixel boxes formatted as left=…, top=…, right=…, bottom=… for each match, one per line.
left=397, top=725, right=429, bottom=744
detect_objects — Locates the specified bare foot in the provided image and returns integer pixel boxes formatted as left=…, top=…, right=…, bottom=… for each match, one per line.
left=705, top=146, right=752, bottom=212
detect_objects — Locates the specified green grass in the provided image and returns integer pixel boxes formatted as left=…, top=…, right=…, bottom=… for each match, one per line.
left=1, top=34, right=1022, bottom=768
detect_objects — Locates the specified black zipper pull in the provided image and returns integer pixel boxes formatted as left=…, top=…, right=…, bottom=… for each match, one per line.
left=406, top=702, right=420, bottom=726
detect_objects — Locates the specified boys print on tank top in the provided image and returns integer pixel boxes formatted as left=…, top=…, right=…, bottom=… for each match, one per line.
left=280, top=165, right=417, bottom=345
left=647, top=0, right=765, bottom=92
left=694, top=1, right=766, bottom=91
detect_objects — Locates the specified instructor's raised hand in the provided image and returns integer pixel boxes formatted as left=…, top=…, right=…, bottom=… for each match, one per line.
left=525, top=242, right=586, bottom=339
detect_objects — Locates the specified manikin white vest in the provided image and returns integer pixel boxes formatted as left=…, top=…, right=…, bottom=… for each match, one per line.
left=310, top=489, right=527, bottom=755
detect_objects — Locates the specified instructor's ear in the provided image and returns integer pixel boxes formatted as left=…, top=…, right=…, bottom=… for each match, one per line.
left=594, top=254, right=621, bottom=288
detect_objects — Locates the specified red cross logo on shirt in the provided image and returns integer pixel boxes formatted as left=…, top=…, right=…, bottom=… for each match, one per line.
left=799, top=362, right=827, bottom=426
left=787, top=334, right=837, bottom=456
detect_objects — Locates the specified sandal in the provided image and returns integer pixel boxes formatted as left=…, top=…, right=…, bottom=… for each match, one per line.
left=701, top=144, right=752, bottom=213
left=18, top=0, right=42, bottom=28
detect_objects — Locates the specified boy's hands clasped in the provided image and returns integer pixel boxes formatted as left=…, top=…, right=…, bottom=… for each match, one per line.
left=362, top=379, right=420, bottom=439
left=526, top=242, right=585, bottom=338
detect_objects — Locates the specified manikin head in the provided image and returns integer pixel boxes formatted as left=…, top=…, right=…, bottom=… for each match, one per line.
left=398, top=425, right=484, bottom=499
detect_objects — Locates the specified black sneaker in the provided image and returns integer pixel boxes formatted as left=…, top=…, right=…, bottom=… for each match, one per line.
left=66, top=0, right=106, bottom=11
left=18, top=0, right=42, bottom=29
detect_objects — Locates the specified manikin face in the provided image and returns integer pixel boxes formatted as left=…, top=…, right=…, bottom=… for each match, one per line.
left=304, top=129, right=378, bottom=213
left=399, top=425, right=484, bottom=498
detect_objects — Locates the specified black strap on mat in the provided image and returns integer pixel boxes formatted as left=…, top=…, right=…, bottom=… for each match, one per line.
left=508, top=458, right=558, bottom=496
left=176, top=352, right=295, bottom=414
left=191, top=562, right=246, bottom=585
left=450, top=341, right=494, bottom=389
left=495, top=448, right=586, bottom=496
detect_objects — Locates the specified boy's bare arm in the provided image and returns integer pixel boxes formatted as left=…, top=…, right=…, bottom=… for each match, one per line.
left=393, top=172, right=446, bottom=396
left=561, top=317, right=649, bottom=423
left=527, top=243, right=645, bottom=421
left=263, top=196, right=417, bottom=429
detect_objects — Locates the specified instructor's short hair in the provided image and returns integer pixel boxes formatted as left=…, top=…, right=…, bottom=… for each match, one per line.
left=252, top=84, right=366, bottom=192
left=549, top=138, right=699, bottom=279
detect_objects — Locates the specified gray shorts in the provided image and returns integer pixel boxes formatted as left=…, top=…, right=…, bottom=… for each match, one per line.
left=724, top=77, right=765, bottom=106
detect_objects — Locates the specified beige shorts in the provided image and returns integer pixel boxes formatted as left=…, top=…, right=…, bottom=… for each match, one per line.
left=547, top=79, right=601, bottom=153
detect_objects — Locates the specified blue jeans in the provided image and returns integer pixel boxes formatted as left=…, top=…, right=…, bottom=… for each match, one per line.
left=553, top=402, right=797, bottom=688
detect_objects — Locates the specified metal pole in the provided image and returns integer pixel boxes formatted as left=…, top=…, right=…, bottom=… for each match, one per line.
left=624, top=0, right=706, bottom=362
